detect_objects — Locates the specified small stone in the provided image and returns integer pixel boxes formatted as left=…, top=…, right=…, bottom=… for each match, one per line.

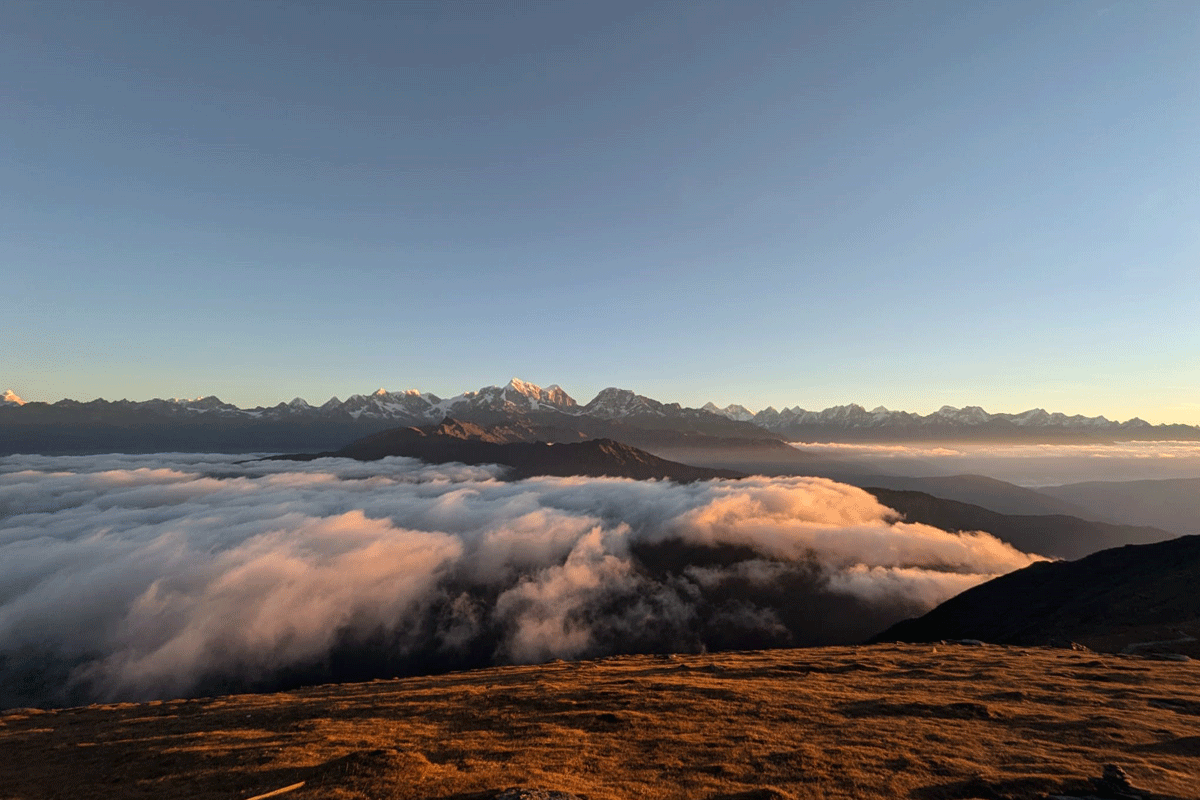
left=1103, top=764, right=1133, bottom=787
left=1090, top=763, right=1143, bottom=799
left=493, top=789, right=584, bottom=800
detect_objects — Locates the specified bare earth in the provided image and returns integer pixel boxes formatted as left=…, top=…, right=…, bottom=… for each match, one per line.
left=1, top=644, right=1196, bottom=800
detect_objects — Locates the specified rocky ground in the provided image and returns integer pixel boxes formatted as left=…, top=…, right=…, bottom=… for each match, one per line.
left=1, top=644, right=1196, bottom=800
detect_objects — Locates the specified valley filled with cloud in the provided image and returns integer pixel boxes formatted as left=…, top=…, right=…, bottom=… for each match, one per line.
left=787, top=440, right=1200, bottom=486
left=0, top=454, right=1040, bottom=708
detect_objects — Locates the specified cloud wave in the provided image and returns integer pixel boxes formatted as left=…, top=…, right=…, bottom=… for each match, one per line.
left=0, top=454, right=1040, bottom=707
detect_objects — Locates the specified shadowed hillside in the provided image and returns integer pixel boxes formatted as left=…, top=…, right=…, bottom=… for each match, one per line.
left=874, top=535, right=1200, bottom=655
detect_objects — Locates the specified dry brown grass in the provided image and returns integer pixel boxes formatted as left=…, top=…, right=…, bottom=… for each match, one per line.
left=1, top=644, right=1196, bottom=800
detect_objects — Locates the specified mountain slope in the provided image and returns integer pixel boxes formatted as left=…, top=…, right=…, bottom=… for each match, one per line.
left=866, top=487, right=1176, bottom=560
left=270, top=420, right=743, bottom=482
left=850, top=474, right=1093, bottom=517
left=872, top=534, right=1200, bottom=655
left=1040, top=477, right=1200, bottom=535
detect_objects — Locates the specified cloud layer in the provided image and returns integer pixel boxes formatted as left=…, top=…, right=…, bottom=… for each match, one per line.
left=789, top=441, right=1200, bottom=485
left=0, top=454, right=1040, bottom=707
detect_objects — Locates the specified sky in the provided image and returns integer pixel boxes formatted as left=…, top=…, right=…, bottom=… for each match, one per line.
left=3, top=1, right=1198, bottom=422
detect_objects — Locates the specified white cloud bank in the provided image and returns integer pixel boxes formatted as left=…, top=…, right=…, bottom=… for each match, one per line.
left=789, top=441, right=1200, bottom=485
left=0, top=454, right=1040, bottom=707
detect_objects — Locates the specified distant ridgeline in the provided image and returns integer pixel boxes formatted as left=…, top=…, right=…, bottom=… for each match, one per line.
left=264, top=418, right=743, bottom=483
left=2, top=379, right=1196, bottom=455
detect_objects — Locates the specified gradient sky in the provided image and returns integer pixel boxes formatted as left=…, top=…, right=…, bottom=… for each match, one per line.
left=3, top=1, right=1198, bottom=422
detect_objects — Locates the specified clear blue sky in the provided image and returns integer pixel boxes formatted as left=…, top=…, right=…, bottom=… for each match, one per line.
left=3, top=1, right=1198, bottom=422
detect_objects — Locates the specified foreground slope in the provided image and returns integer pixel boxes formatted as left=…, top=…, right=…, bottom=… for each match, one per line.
left=1, top=645, right=1195, bottom=800
left=874, top=535, right=1200, bottom=655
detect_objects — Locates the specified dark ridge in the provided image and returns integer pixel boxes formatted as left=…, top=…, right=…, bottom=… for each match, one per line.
left=866, top=487, right=1176, bottom=560
left=870, top=534, right=1200, bottom=653
left=851, top=473, right=1090, bottom=517
left=267, top=419, right=744, bottom=482
left=0, top=403, right=415, bottom=455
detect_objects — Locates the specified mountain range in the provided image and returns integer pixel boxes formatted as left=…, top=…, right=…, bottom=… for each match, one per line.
left=3, top=378, right=1198, bottom=458
left=705, top=399, right=1175, bottom=440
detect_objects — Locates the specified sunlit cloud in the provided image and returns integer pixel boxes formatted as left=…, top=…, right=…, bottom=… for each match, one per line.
left=789, top=442, right=965, bottom=457
left=0, top=454, right=1040, bottom=707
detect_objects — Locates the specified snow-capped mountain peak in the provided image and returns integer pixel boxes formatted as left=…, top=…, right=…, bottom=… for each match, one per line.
left=450, top=378, right=579, bottom=413
left=504, top=377, right=540, bottom=397
left=702, top=402, right=755, bottom=422
left=159, top=396, right=238, bottom=413
left=4, top=380, right=1187, bottom=442
left=582, top=387, right=666, bottom=419
left=933, top=405, right=991, bottom=425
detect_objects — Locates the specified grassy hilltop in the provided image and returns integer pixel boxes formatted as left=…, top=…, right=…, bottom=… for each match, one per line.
left=1, top=644, right=1197, bottom=800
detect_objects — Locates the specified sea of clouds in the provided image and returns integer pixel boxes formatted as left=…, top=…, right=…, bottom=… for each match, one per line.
left=788, top=441, right=1200, bottom=485
left=0, top=454, right=1040, bottom=707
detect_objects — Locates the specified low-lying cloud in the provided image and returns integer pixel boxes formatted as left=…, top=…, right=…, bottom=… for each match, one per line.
left=789, top=441, right=1200, bottom=485
left=0, top=454, right=1040, bottom=707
